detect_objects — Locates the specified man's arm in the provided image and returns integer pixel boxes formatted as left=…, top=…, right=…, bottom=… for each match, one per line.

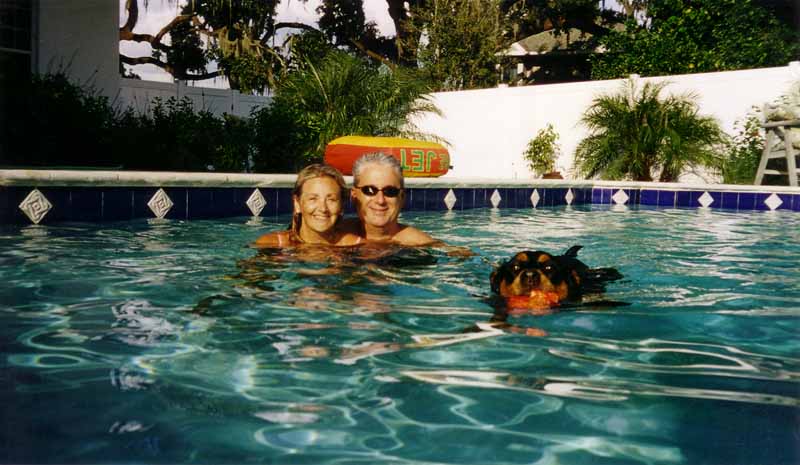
left=393, top=225, right=475, bottom=256
left=392, top=225, right=437, bottom=246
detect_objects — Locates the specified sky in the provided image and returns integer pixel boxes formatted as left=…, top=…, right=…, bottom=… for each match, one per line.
left=119, top=0, right=397, bottom=86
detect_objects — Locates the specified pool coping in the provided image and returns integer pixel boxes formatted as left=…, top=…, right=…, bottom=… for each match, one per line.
left=2, top=169, right=799, bottom=225
left=2, top=169, right=800, bottom=193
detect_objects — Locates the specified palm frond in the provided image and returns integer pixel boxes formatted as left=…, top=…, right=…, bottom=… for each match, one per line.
left=574, top=78, right=724, bottom=181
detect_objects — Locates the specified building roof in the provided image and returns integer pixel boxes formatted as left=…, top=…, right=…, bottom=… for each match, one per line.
left=505, top=28, right=592, bottom=56
left=502, top=22, right=625, bottom=56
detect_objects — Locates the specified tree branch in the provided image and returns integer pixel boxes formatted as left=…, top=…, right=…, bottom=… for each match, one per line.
left=120, top=0, right=138, bottom=36
left=350, top=39, right=396, bottom=70
left=155, top=14, right=194, bottom=43
left=274, top=21, right=319, bottom=32
left=120, top=55, right=223, bottom=81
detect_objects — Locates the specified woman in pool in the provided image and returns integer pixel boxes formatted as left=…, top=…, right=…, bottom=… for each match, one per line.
left=253, top=164, right=363, bottom=248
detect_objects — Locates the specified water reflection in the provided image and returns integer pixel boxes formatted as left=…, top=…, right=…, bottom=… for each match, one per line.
left=3, top=209, right=800, bottom=464
left=402, top=368, right=799, bottom=407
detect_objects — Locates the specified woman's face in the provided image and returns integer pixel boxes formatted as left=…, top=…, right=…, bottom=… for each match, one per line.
left=293, top=176, right=343, bottom=238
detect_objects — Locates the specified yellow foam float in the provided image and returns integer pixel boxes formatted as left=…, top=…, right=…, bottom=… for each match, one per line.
left=324, top=136, right=450, bottom=177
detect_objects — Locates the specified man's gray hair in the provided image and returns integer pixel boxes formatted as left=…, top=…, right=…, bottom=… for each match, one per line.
left=352, top=152, right=405, bottom=188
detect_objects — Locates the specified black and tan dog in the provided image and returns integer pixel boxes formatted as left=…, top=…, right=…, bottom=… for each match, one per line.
left=490, top=245, right=623, bottom=307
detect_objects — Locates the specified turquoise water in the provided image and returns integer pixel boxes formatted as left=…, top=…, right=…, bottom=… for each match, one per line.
left=1, top=206, right=799, bottom=464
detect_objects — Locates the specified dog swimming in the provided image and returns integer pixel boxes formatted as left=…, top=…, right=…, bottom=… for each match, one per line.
left=490, top=245, right=623, bottom=311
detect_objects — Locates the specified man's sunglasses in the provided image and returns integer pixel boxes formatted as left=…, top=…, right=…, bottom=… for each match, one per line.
left=356, top=185, right=403, bottom=198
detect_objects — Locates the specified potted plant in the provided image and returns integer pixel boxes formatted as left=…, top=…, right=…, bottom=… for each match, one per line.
left=523, top=123, right=562, bottom=178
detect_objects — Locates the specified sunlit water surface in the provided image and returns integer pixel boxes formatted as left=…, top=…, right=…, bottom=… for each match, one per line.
left=1, top=206, right=799, bottom=464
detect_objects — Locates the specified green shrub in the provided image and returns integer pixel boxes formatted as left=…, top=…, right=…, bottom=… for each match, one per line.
left=1, top=72, right=119, bottom=167
left=2, top=71, right=254, bottom=172
left=574, top=79, right=725, bottom=182
left=250, top=50, right=441, bottom=172
left=721, top=112, right=764, bottom=184
left=523, top=124, right=560, bottom=176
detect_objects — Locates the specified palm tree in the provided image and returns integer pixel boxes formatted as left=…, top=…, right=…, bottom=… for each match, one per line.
left=253, top=50, right=442, bottom=171
left=574, top=79, right=725, bottom=182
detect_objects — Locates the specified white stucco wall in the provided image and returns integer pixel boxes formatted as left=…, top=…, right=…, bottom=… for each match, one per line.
left=36, top=0, right=120, bottom=99
left=416, top=63, right=800, bottom=180
left=29, top=1, right=799, bottom=182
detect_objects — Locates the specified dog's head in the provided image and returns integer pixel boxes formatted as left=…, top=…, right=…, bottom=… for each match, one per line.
left=490, top=251, right=582, bottom=301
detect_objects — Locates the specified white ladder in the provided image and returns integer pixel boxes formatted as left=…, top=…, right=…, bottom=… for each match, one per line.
left=754, top=119, right=800, bottom=187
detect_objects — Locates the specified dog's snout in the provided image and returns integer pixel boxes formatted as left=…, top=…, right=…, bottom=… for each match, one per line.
left=523, top=270, right=539, bottom=285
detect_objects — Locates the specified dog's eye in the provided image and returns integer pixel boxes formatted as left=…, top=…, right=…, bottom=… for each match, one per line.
left=544, top=265, right=553, bottom=272
left=512, top=264, right=521, bottom=272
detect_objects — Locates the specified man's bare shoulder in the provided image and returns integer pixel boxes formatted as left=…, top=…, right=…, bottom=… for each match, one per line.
left=392, top=225, right=436, bottom=246
left=335, top=232, right=364, bottom=246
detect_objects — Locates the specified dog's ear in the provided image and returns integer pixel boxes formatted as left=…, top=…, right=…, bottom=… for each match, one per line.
left=490, top=269, right=500, bottom=294
left=564, top=245, right=583, bottom=257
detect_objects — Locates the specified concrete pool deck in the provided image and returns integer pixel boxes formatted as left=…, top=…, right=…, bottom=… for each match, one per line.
left=2, top=169, right=799, bottom=225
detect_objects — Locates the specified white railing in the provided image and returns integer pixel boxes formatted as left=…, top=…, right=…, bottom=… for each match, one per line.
left=118, top=78, right=271, bottom=118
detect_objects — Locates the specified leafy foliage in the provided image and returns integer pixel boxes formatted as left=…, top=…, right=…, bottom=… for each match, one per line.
left=502, top=0, right=609, bottom=40
left=316, top=0, right=397, bottom=63
left=523, top=124, right=561, bottom=175
left=1, top=71, right=251, bottom=171
left=1, top=72, right=118, bottom=167
left=720, top=111, right=764, bottom=184
left=117, top=97, right=251, bottom=172
left=402, top=0, right=509, bottom=91
left=591, top=0, right=800, bottom=79
left=720, top=83, right=800, bottom=184
left=120, top=0, right=284, bottom=92
left=317, top=0, right=368, bottom=47
left=574, top=79, right=725, bottom=182
left=251, top=50, right=441, bottom=172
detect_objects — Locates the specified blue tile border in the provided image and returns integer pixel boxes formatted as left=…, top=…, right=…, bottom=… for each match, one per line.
left=2, top=174, right=800, bottom=224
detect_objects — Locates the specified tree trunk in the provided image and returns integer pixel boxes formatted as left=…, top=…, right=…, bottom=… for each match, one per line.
left=659, top=168, right=678, bottom=183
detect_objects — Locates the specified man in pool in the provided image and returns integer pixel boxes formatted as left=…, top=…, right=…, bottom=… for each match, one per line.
left=343, top=152, right=437, bottom=246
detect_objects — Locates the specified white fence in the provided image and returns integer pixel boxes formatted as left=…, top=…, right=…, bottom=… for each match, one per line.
left=415, top=62, right=800, bottom=180
left=116, top=64, right=800, bottom=181
left=118, top=78, right=271, bottom=118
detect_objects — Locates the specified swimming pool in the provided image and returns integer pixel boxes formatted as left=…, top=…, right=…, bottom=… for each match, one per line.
left=2, top=205, right=799, bottom=464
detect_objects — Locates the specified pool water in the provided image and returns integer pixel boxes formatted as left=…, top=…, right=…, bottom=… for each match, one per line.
left=1, top=206, right=799, bottom=464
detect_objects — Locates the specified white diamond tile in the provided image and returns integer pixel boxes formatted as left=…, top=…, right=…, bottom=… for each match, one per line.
left=697, top=191, right=714, bottom=208
left=565, top=189, right=574, bottom=205
left=490, top=189, right=502, bottom=208
left=530, top=189, right=540, bottom=208
left=612, top=189, right=629, bottom=205
left=444, top=189, right=457, bottom=210
left=246, top=189, right=267, bottom=216
left=764, top=193, right=783, bottom=211
left=19, top=189, right=53, bottom=224
left=147, top=188, right=174, bottom=219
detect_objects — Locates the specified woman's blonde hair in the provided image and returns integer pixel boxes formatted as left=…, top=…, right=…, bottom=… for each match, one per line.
left=290, top=164, right=347, bottom=233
